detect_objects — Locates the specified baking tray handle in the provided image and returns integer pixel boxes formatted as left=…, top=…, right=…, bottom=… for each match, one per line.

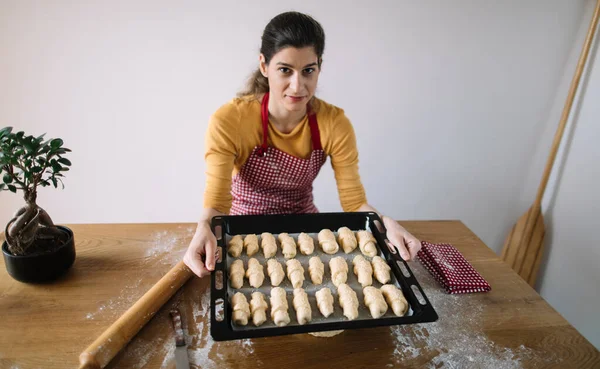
left=367, top=213, right=436, bottom=316
left=210, top=216, right=230, bottom=336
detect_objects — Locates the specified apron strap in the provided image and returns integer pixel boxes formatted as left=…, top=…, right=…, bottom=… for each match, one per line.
left=259, top=92, right=270, bottom=155
left=306, top=102, right=322, bottom=151
left=260, top=92, right=322, bottom=155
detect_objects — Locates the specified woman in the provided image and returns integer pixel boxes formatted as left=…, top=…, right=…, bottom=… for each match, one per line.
left=184, top=11, right=421, bottom=277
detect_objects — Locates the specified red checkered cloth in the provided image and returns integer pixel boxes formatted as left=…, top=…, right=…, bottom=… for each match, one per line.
left=417, top=241, right=491, bottom=294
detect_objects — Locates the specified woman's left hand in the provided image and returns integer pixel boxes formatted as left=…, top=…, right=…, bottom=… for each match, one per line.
left=382, top=216, right=421, bottom=261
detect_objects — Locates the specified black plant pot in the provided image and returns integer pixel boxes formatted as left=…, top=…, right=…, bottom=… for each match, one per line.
left=2, top=225, right=75, bottom=283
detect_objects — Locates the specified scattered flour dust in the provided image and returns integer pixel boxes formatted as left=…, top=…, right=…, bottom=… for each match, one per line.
left=163, top=290, right=258, bottom=369
left=81, top=226, right=257, bottom=368
left=145, top=226, right=195, bottom=265
left=85, top=277, right=144, bottom=320
left=185, top=289, right=216, bottom=368
left=122, top=334, right=169, bottom=369
left=104, top=288, right=257, bottom=369
left=85, top=226, right=194, bottom=321
left=388, top=263, right=558, bottom=369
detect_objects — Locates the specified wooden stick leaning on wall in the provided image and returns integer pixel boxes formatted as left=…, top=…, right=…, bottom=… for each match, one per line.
left=78, top=260, right=195, bottom=369
left=501, top=0, right=600, bottom=286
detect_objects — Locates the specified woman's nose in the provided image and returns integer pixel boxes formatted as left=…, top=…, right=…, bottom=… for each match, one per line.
left=289, top=73, right=301, bottom=92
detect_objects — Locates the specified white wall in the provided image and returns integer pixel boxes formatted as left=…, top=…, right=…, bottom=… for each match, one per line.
left=523, top=0, right=600, bottom=351
left=0, top=0, right=586, bottom=258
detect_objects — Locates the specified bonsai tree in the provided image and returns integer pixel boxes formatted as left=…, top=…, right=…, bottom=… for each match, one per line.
left=1, top=126, right=72, bottom=256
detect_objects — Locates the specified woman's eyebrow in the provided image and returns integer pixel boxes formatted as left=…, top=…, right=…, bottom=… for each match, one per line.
left=276, top=62, right=318, bottom=68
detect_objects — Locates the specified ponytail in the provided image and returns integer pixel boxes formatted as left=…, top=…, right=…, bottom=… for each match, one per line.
left=237, top=69, right=269, bottom=98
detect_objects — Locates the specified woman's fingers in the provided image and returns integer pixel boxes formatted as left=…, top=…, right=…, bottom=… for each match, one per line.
left=183, top=249, right=210, bottom=277
left=204, top=235, right=217, bottom=271
left=405, top=234, right=422, bottom=260
left=388, top=230, right=410, bottom=260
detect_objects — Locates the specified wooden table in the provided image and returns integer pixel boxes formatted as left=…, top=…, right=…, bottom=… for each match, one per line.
left=0, top=221, right=598, bottom=368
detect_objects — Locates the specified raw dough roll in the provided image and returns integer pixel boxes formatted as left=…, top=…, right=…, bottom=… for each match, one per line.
left=293, top=288, right=312, bottom=325
left=309, top=330, right=344, bottom=338
left=278, top=232, right=297, bottom=259
left=381, top=284, right=409, bottom=316
left=250, top=291, right=268, bottom=326
left=308, top=256, right=324, bottom=285
left=244, top=234, right=259, bottom=256
left=245, top=257, right=265, bottom=288
left=357, top=230, right=378, bottom=257
left=337, top=227, right=358, bottom=253
left=231, top=292, right=251, bottom=326
left=267, top=258, right=285, bottom=286
left=228, top=235, right=243, bottom=257
left=261, top=232, right=278, bottom=258
left=329, top=256, right=348, bottom=287
left=337, top=283, right=359, bottom=320
left=318, top=229, right=339, bottom=254
left=371, top=256, right=391, bottom=284
left=286, top=259, right=305, bottom=288
left=229, top=259, right=245, bottom=289
left=298, top=232, right=315, bottom=255
left=270, top=287, right=291, bottom=327
left=363, top=286, right=388, bottom=318
left=315, top=287, right=334, bottom=318
left=352, top=255, right=373, bottom=287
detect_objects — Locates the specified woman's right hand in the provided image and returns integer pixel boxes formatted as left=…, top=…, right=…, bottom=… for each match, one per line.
left=183, top=220, right=217, bottom=278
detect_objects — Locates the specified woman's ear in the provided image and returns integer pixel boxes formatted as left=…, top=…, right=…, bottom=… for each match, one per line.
left=259, top=54, right=268, bottom=78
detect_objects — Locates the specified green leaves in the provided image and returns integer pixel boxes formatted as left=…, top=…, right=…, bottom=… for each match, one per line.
left=50, top=159, right=61, bottom=173
left=50, top=138, right=63, bottom=149
left=0, top=126, right=13, bottom=138
left=0, top=126, right=72, bottom=198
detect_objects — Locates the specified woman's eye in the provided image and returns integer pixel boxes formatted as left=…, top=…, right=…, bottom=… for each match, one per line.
left=304, top=68, right=315, bottom=74
left=279, top=67, right=290, bottom=74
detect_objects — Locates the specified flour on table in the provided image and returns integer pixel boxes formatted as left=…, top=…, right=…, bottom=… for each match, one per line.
left=85, top=227, right=194, bottom=321
left=123, top=335, right=169, bottom=369
left=184, top=291, right=217, bottom=368
left=85, top=277, right=144, bottom=320
left=389, top=262, right=560, bottom=368
left=146, top=227, right=194, bottom=265
left=162, top=290, right=260, bottom=368
left=82, top=226, right=258, bottom=367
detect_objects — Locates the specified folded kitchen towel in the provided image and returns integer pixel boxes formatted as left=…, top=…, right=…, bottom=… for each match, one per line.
left=417, top=241, right=491, bottom=294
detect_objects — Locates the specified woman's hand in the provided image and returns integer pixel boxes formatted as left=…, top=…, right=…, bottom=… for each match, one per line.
left=183, top=221, right=217, bottom=277
left=382, top=215, right=421, bottom=261
left=183, top=208, right=224, bottom=278
left=355, top=203, right=422, bottom=260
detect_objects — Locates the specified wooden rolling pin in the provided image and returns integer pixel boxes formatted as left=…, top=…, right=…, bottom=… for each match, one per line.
left=78, top=260, right=195, bottom=369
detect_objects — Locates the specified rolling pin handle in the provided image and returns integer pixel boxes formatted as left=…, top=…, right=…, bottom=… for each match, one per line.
left=78, top=352, right=101, bottom=369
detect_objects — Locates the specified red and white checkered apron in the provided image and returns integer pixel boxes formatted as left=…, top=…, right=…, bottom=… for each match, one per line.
left=229, top=92, right=326, bottom=215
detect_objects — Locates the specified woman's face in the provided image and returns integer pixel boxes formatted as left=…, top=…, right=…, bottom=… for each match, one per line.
left=260, top=46, right=320, bottom=113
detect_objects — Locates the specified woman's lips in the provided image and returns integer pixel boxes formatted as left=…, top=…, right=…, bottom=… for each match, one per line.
left=287, top=95, right=305, bottom=103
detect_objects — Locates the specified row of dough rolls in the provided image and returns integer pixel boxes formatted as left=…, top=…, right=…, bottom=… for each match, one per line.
left=230, top=283, right=409, bottom=327
left=227, top=228, right=379, bottom=258
left=229, top=254, right=393, bottom=289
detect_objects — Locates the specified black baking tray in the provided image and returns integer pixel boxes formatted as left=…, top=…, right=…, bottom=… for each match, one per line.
left=209, top=211, right=438, bottom=341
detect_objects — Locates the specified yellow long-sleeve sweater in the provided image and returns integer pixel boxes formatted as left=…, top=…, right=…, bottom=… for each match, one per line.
left=203, top=95, right=367, bottom=214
